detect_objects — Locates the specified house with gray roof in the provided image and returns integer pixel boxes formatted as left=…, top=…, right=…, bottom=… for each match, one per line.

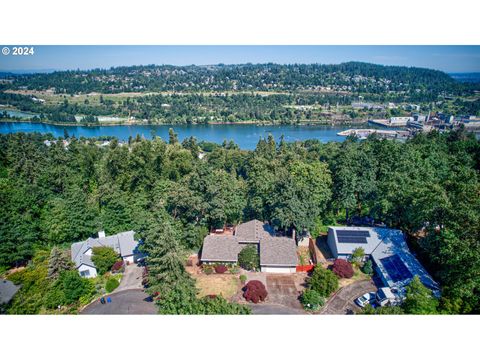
left=71, top=230, right=139, bottom=278
left=200, top=220, right=298, bottom=273
left=327, top=226, right=439, bottom=295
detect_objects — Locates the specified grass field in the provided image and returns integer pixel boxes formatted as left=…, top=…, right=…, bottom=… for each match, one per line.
left=194, top=274, right=241, bottom=299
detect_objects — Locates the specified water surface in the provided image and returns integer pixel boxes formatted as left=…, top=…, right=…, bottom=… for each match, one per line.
left=0, top=121, right=374, bottom=149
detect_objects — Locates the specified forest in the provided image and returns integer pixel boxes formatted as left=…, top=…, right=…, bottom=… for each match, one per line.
left=3, top=62, right=476, bottom=97
left=0, top=128, right=479, bottom=314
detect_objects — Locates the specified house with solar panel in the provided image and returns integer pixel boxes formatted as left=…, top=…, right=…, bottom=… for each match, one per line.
left=71, top=230, right=139, bottom=278
left=327, top=226, right=439, bottom=295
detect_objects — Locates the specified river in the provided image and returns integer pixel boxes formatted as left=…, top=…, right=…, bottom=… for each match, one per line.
left=0, top=121, right=381, bottom=150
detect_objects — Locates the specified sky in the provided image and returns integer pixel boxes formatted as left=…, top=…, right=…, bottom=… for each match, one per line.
left=0, top=45, right=479, bottom=73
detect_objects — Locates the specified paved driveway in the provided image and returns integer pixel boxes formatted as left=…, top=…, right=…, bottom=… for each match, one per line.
left=81, top=289, right=157, bottom=315
left=320, top=280, right=377, bottom=315
left=114, top=264, right=143, bottom=293
left=265, top=275, right=303, bottom=310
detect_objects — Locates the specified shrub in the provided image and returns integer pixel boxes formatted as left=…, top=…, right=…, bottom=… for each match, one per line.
left=351, top=247, right=365, bottom=266
left=238, top=245, right=259, bottom=271
left=332, top=259, right=354, bottom=278
left=91, top=246, right=119, bottom=275
left=43, top=285, right=67, bottom=309
left=308, top=266, right=339, bottom=297
left=200, top=295, right=251, bottom=315
left=111, top=260, right=125, bottom=273
left=228, top=265, right=240, bottom=274
left=243, top=280, right=268, bottom=303
left=214, top=264, right=228, bottom=274
left=362, top=260, right=374, bottom=276
left=105, top=277, right=120, bottom=293
left=61, top=271, right=94, bottom=304
left=300, top=289, right=325, bottom=311
left=239, top=274, right=247, bottom=284
left=203, top=265, right=214, bottom=275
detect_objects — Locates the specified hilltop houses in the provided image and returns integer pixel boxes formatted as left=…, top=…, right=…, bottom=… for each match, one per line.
left=71, top=230, right=139, bottom=278
left=200, top=220, right=298, bottom=273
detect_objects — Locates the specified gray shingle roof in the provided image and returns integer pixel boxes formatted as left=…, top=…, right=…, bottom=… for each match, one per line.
left=71, top=231, right=137, bottom=269
left=235, top=219, right=275, bottom=243
left=200, top=220, right=297, bottom=267
left=201, top=235, right=239, bottom=262
left=0, top=279, right=20, bottom=304
left=260, top=236, right=298, bottom=266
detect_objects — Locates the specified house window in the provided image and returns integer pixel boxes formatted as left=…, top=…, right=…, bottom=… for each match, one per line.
left=80, top=270, right=90, bottom=277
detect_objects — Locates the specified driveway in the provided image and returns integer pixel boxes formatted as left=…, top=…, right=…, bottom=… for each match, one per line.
left=265, top=275, right=304, bottom=310
left=320, top=279, right=377, bottom=315
left=249, top=304, right=305, bottom=315
left=114, top=264, right=143, bottom=293
left=81, top=289, right=157, bottom=314
left=239, top=273, right=306, bottom=313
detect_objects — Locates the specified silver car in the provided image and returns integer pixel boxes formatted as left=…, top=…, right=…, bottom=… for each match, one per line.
left=355, top=292, right=377, bottom=307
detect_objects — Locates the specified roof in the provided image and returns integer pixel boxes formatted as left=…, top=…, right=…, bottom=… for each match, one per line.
left=260, top=236, right=298, bottom=266
left=328, top=226, right=439, bottom=294
left=329, top=226, right=383, bottom=255
left=0, top=279, right=20, bottom=304
left=200, top=220, right=297, bottom=267
left=235, top=219, right=275, bottom=243
left=370, top=227, right=439, bottom=294
left=200, top=235, right=239, bottom=262
left=71, top=230, right=137, bottom=269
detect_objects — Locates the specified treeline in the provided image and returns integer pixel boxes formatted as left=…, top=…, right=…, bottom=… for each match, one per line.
left=2, top=62, right=477, bottom=101
left=1, top=129, right=479, bottom=313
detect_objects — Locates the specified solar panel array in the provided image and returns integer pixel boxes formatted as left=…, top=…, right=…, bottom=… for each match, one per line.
left=380, top=254, right=413, bottom=283
left=336, top=230, right=370, bottom=244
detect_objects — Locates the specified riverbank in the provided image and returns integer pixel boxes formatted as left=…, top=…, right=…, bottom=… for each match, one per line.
left=0, top=117, right=369, bottom=127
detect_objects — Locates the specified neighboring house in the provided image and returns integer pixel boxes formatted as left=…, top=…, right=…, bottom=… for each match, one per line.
left=71, top=230, right=139, bottom=278
left=200, top=219, right=298, bottom=273
left=327, top=226, right=439, bottom=295
left=0, top=279, right=20, bottom=305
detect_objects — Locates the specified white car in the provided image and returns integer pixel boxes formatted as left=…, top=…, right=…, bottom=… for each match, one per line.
left=355, top=292, right=376, bottom=307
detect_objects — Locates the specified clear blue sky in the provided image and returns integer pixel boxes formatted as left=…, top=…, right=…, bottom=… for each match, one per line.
left=1, top=45, right=479, bottom=73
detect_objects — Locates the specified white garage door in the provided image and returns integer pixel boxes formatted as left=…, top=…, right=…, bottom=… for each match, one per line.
left=261, top=266, right=296, bottom=273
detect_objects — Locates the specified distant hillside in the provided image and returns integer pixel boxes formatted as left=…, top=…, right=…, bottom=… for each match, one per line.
left=449, top=73, right=480, bottom=83
left=1, top=62, right=475, bottom=99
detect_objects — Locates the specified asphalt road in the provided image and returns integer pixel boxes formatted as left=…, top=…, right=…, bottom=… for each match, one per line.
left=81, top=289, right=157, bottom=315
left=249, top=304, right=305, bottom=315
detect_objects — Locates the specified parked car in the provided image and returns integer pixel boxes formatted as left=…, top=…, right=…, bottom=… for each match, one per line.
left=355, top=292, right=377, bottom=307
left=375, top=287, right=402, bottom=307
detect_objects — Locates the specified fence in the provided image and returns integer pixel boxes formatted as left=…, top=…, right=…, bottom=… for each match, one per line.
left=296, top=264, right=315, bottom=272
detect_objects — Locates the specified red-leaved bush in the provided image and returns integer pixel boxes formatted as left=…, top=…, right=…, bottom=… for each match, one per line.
left=214, top=265, right=228, bottom=274
left=111, top=260, right=125, bottom=272
left=332, top=259, right=354, bottom=278
left=243, top=280, right=268, bottom=303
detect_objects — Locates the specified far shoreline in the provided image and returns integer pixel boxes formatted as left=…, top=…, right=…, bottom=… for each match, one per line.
left=0, top=117, right=369, bottom=128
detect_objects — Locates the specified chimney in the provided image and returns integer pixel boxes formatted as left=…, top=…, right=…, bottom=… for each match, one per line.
left=292, top=229, right=296, bottom=241
left=98, top=230, right=106, bottom=238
